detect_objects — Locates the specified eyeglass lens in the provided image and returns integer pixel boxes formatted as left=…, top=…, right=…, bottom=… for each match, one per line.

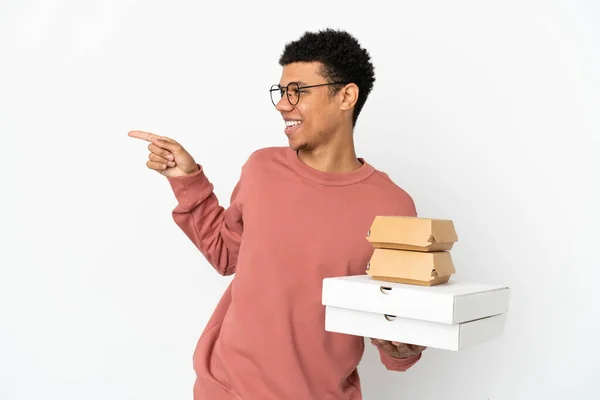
left=270, top=82, right=300, bottom=106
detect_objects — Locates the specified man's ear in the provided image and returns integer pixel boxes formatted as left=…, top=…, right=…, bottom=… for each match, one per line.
left=340, top=83, right=359, bottom=111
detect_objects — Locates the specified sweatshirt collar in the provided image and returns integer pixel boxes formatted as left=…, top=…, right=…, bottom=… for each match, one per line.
left=286, top=147, right=376, bottom=186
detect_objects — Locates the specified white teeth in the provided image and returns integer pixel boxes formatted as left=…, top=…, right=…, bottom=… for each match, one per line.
left=285, top=120, right=302, bottom=127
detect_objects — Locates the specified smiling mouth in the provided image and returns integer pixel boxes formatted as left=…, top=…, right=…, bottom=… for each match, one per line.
left=284, top=120, right=302, bottom=135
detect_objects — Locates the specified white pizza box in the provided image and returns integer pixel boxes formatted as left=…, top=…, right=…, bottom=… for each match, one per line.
left=322, top=275, right=510, bottom=324
left=324, top=305, right=506, bottom=351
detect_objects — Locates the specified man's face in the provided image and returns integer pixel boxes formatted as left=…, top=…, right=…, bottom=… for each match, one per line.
left=274, top=62, right=342, bottom=151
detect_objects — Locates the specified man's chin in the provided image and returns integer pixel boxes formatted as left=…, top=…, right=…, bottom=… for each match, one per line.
left=288, top=139, right=307, bottom=151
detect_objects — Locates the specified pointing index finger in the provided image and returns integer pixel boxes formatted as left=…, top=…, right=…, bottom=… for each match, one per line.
left=128, top=130, right=163, bottom=142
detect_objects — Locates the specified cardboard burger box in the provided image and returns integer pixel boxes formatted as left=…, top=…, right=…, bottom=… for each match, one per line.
left=322, top=275, right=510, bottom=351
left=367, top=248, right=456, bottom=286
left=366, top=216, right=458, bottom=252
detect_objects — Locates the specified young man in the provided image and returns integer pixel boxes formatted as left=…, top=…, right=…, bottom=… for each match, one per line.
left=129, top=29, right=425, bottom=400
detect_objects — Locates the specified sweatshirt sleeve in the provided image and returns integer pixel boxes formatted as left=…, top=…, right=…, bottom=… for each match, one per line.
left=377, top=348, right=422, bottom=372
left=167, top=164, right=244, bottom=276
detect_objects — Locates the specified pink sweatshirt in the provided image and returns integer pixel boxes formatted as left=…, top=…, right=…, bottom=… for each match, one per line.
left=167, top=146, right=421, bottom=400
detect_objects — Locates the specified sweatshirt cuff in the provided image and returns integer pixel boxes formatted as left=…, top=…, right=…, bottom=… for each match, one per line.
left=167, top=164, right=214, bottom=207
left=378, top=350, right=422, bottom=371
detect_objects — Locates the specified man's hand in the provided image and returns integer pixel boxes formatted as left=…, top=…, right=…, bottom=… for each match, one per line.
left=371, top=338, right=426, bottom=359
left=128, top=130, right=199, bottom=178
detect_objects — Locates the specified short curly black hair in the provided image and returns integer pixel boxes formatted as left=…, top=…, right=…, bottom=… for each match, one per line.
left=279, top=28, right=375, bottom=127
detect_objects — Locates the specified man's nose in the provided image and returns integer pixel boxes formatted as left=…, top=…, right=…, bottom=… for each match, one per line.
left=275, top=95, right=293, bottom=112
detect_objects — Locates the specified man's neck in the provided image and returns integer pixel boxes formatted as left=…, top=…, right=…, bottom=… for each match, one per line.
left=297, top=134, right=363, bottom=173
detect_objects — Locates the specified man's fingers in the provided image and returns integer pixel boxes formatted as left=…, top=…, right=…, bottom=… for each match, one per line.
left=151, top=136, right=181, bottom=153
left=129, top=130, right=179, bottom=144
left=129, top=130, right=184, bottom=155
left=149, top=153, right=176, bottom=167
left=391, top=342, right=427, bottom=354
left=146, top=160, right=167, bottom=172
left=128, top=130, right=164, bottom=142
left=391, top=341, right=425, bottom=349
left=371, top=339, right=396, bottom=352
left=148, top=143, right=175, bottom=160
left=372, top=338, right=389, bottom=347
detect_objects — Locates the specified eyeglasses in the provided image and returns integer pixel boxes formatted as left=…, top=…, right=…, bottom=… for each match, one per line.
left=269, top=81, right=348, bottom=107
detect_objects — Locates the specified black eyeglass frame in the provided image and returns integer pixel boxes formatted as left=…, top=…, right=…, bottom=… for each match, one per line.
left=269, top=81, right=349, bottom=106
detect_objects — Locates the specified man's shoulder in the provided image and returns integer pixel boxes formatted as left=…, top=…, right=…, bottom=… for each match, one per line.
left=367, top=165, right=409, bottom=193
left=241, top=146, right=288, bottom=170
left=247, top=146, right=287, bottom=160
left=367, top=165, right=417, bottom=214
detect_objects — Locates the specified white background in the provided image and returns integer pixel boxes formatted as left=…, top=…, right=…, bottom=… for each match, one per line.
left=1, top=0, right=599, bottom=399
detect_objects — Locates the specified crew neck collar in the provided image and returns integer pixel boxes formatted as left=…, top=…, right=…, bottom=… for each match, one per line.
left=285, top=147, right=376, bottom=186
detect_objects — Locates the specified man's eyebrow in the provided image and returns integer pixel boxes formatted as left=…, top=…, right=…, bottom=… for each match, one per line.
left=280, top=81, right=307, bottom=87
